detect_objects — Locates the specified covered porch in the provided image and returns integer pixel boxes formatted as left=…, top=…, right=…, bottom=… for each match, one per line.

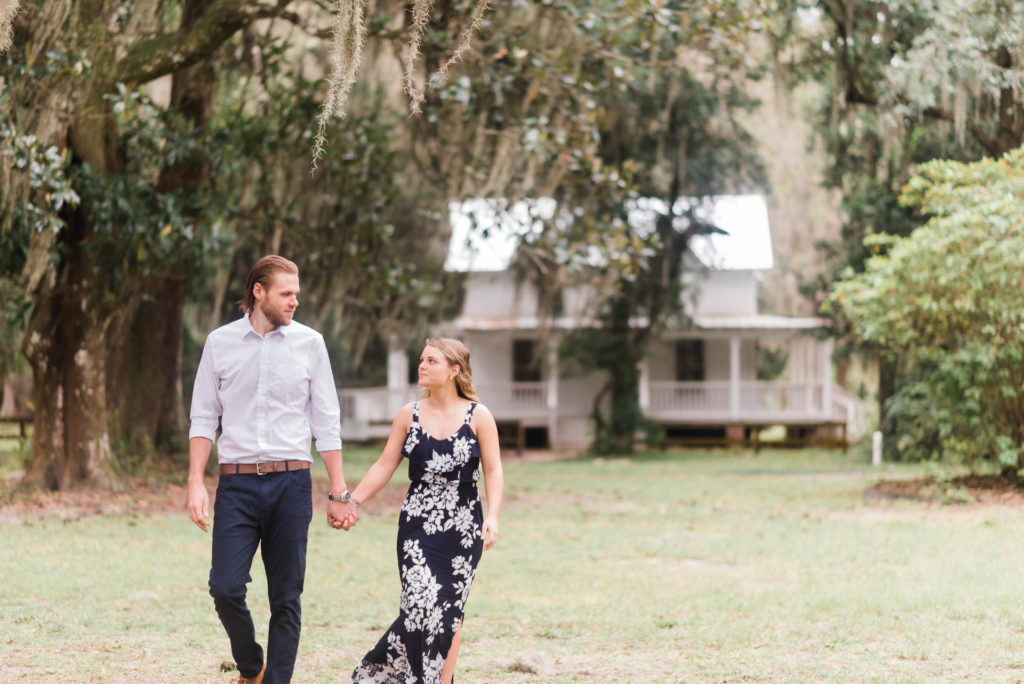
left=339, top=317, right=864, bottom=449
left=640, top=313, right=862, bottom=445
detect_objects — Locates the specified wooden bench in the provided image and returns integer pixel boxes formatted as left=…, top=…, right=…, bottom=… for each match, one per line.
left=0, top=414, right=32, bottom=440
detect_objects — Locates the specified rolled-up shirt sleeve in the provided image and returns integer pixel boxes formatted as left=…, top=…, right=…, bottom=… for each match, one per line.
left=308, top=337, right=342, bottom=452
left=189, top=337, right=222, bottom=441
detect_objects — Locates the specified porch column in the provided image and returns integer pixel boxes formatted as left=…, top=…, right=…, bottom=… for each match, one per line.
left=803, top=338, right=814, bottom=413
left=821, top=337, right=834, bottom=417
left=546, top=342, right=559, bottom=447
left=638, top=360, right=650, bottom=411
left=729, top=335, right=741, bottom=419
left=387, top=334, right=408, bottom=417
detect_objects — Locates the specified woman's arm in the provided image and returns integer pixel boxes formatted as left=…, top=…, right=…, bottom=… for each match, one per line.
left=473, top=404, right=504, bottom=550
left=347, top=403, right=413, bottom=518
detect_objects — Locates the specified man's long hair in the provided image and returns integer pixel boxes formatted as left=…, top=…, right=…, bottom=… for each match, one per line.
left=237, top=255, right=299, bottom=315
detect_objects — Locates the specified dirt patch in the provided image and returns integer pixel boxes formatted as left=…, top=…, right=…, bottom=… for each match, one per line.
left=0, top=448, right=575, bottom=522
left=866, top=473, right=1024, bottom=506
left=0, top=474, right=410, bottom=522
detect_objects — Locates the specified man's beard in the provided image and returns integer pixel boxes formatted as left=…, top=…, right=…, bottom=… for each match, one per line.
left=263, top=306, right=291, bottom=328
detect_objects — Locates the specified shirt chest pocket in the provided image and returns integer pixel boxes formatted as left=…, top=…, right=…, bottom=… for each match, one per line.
left=272, top=363, right=311, bottom=404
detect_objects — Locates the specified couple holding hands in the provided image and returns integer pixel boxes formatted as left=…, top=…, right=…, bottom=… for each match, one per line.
left=187, top=255, right=503, bottom=684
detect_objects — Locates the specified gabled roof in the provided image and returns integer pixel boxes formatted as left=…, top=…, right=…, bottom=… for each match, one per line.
left=637, top=195, right=774, bottom=270
left=444, top=198, right=557, bottom=272
left=444, top=194, right=774, bottom=272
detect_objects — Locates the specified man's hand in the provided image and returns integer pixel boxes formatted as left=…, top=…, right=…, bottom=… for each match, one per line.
left=327, top=500, right=359, bottom=530
left=339, top=506, right=360, bottom=530
left=187, top=479, right=211, bottom=532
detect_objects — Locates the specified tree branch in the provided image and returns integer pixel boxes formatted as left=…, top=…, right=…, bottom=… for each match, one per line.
left=844, top=76, right=1003, bottom=158
left=116, top=0, right=296, bottom=85
left=922, top=106, right=1002, bottom=157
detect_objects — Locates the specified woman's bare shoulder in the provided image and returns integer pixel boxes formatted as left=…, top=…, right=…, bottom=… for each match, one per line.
left=392, top=402, right=416, bottom=426
left=471, top=402, right=496, bottom=424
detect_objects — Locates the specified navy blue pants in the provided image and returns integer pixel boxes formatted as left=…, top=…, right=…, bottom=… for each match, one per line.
left=209, top=469, right=313, bottom=684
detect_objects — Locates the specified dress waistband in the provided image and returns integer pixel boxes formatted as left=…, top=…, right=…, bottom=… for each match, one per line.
left=410, top=478, right=476, bottom=487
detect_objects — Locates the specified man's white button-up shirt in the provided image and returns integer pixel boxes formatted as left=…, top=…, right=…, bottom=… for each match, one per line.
left=188, top=316, right=342, bottom=463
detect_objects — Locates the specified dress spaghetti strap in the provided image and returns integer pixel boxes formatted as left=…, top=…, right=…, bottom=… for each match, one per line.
left=464, top=401, right=478, bottom=425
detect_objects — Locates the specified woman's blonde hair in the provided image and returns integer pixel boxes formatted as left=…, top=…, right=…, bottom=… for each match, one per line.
left=423, top=337, right=480, bottom=402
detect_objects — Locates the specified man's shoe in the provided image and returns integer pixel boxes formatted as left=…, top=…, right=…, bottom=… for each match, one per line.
left=236, top=663, right=265, bottom=684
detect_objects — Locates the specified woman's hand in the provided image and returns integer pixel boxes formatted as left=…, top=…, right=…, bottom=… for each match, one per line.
left=328, top=500, right=359, bottom=530
left=340, top=506, right=360, bottom=530
left=482, top=516, right=499, bottom=550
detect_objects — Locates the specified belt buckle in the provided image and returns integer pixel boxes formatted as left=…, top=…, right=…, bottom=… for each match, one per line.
left=256, top=461, right=267, bottom=476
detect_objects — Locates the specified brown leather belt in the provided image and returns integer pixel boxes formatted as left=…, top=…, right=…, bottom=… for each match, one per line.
left=220, top=460, right=311, bottom=475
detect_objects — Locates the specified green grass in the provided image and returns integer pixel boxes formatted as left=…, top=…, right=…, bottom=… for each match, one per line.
left=2, top=448, right=1024, bottom=682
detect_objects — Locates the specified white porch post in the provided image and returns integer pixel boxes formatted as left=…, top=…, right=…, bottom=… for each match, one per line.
left=803, top=338, right=814, bottom=413
left=729, top=335, right=741, bottom=418
left=821, top=337, right=834, bottom=417
left=546, top=342, right=559, bottom=446
left=546, top=346, right=559, bottom=410
left=638, top=360, right=650, bottom=411
left=387, top=334, right=409, bottom=418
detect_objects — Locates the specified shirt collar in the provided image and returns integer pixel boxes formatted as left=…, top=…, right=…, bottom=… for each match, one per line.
left=240, top=313, right=291, bottom=339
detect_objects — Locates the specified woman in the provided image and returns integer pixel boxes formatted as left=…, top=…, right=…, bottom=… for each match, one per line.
left=346, top=337, right=503, bottom=684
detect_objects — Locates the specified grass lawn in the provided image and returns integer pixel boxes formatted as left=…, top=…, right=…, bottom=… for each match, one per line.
left=2, top=446, right=1024, bottom=683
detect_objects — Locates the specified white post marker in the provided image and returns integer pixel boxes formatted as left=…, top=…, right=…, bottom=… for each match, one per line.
left=872, top=430, right=883, bottom=466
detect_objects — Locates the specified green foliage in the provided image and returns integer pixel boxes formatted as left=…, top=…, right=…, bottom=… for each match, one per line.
left=875, top=0, right=1024, bottom=151
left=800, top=1, right=990, bottom=297
left=78, top=85, right=222, bottom=284
left=756, top=342, right=788, bottom=381
left=0, top=117, right=79, bottom=269
left=828, top=146, right=1024, bottom=471
left=796, top=0, right=1016, bottom=418
left=1, top=76, right=226, bottom=300
left=563, top=298, right=660, bottom=455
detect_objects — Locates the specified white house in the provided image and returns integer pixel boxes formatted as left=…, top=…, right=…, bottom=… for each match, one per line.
left=340, top=195, right=864, bottom=450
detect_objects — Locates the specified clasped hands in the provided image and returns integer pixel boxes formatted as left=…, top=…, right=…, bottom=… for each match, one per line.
left=327, top=501, right=360, bottom=531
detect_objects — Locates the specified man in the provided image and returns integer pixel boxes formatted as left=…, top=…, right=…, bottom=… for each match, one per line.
left=187, top=255, right=359, bottom=684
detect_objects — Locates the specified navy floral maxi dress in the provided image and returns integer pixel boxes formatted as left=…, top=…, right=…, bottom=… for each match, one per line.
left=351, top=401, right=485, bottom=684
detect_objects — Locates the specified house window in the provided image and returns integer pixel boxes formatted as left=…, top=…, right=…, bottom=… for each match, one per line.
left=513, top=339, right=542, bottom=382
left=675, top=340, right=705, bottom=381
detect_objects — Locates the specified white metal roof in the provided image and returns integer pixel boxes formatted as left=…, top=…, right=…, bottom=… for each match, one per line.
left=443, top=198, right=557, bottom=272
left=445, top=194, right=774, bottom=272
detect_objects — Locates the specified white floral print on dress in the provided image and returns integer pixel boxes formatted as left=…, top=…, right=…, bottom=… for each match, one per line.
left=350, top=401, right=484, bottom=684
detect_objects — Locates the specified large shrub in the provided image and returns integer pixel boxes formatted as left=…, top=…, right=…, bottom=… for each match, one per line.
left=829, top=146, right=1024, bottom=473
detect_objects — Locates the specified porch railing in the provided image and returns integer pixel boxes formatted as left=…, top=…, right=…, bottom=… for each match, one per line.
left=475, top=382, right=550, bottom=418
left=341, top=380, right=864, bottom=439
left=647, top=380, right=847, bottom=423
left=340, top=386, right=419, bottom=423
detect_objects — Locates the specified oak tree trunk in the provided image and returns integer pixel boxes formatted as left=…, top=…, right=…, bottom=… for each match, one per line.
left=22, top=217, right=120, bottom=490
left=107, top=274, right=189, bottom=457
